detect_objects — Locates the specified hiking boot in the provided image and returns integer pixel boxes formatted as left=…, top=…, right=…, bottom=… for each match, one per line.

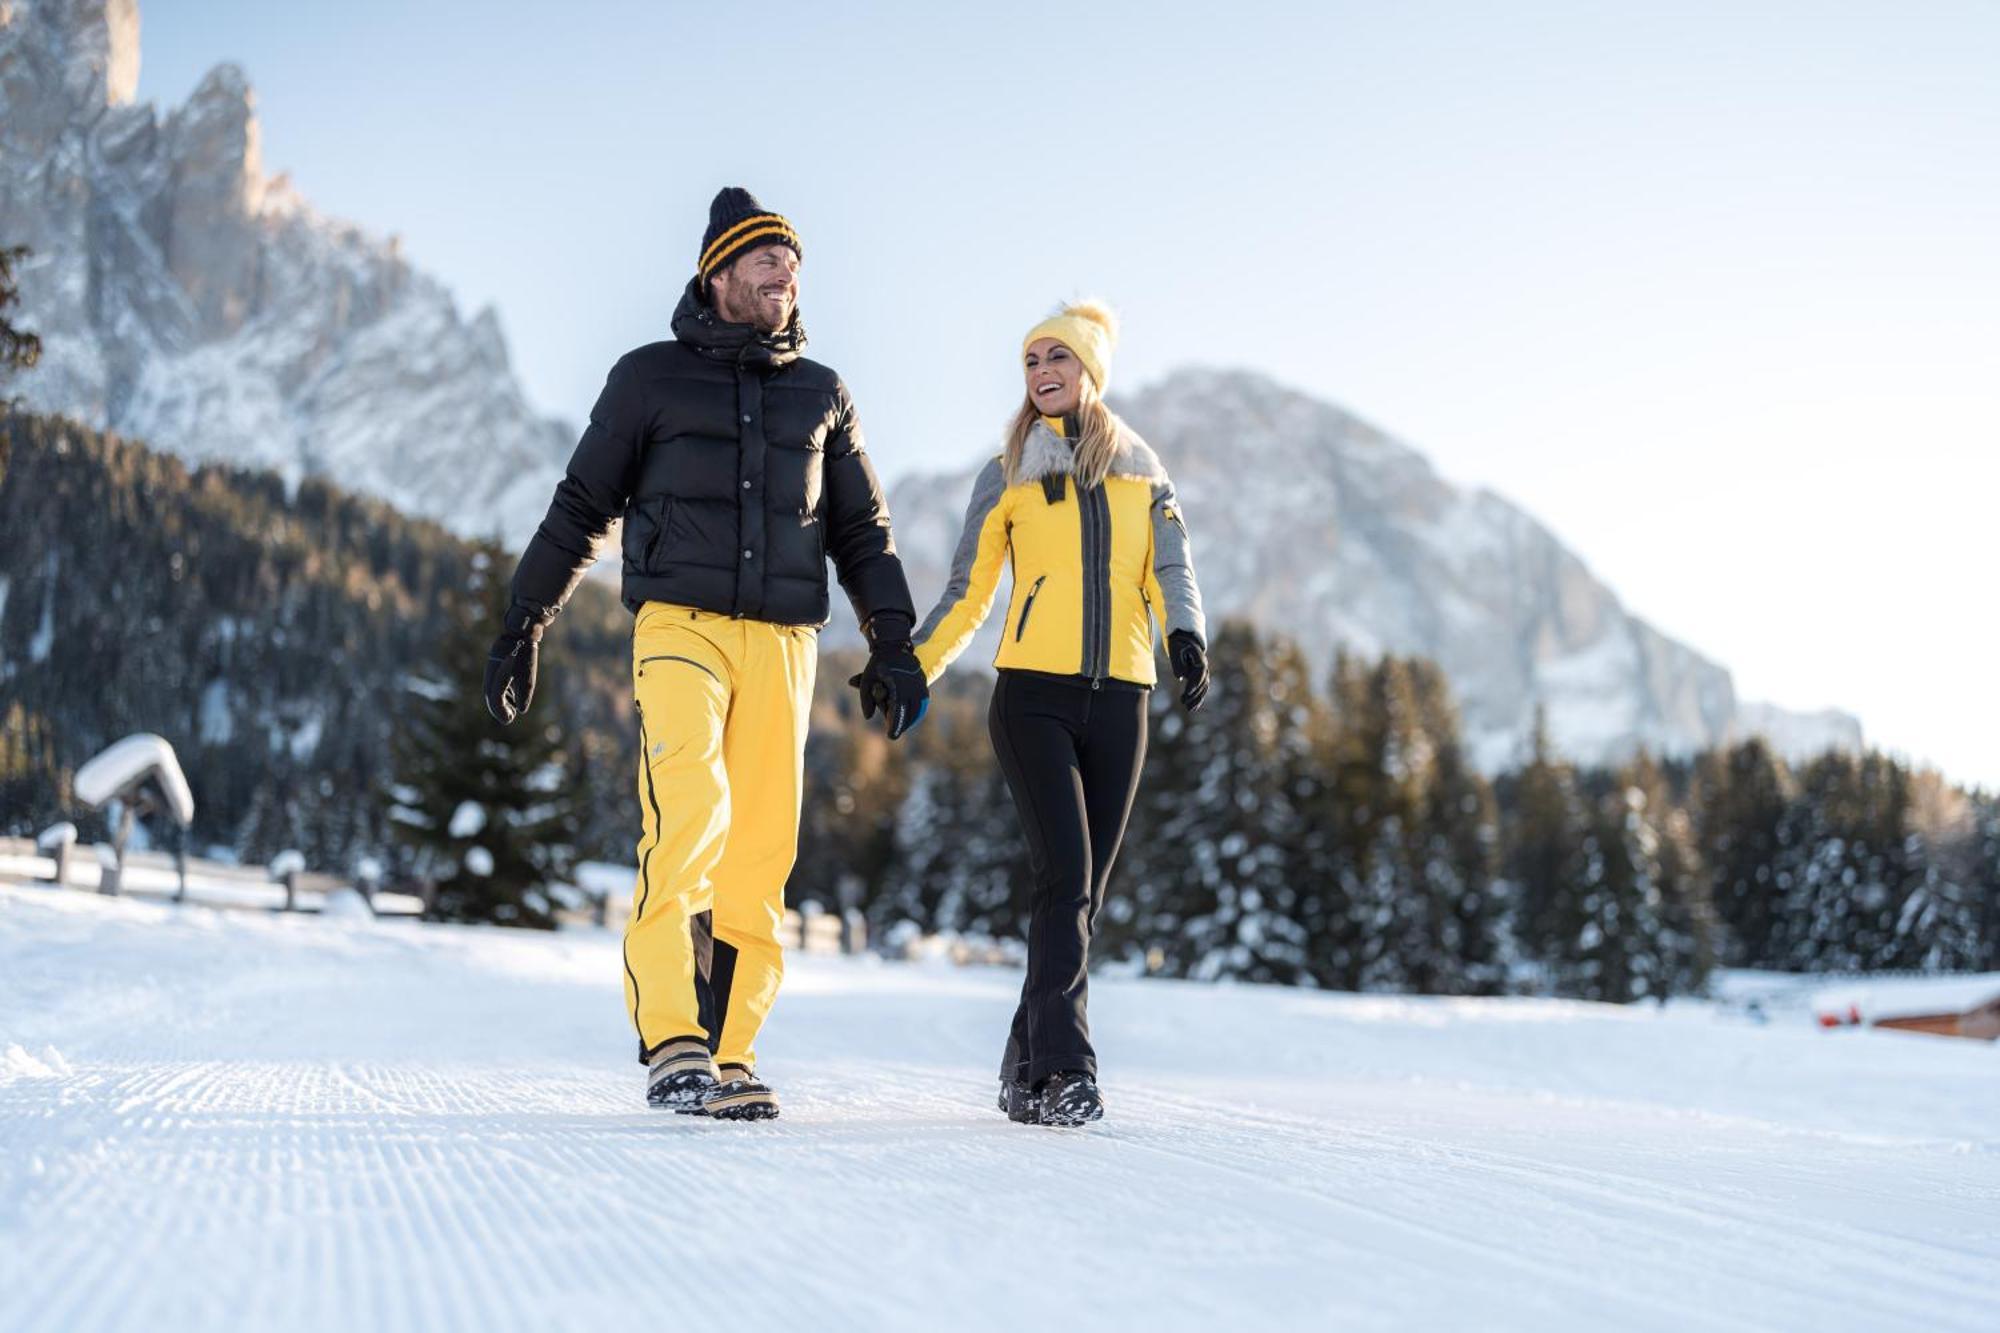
left=997, top=1077, right=1040, bottom=1124
left=705, top=1064, right=780, bottom=1122
left=645, top=1038, right=719, bottom=1114
left=1036, top=1070, right=1104, bottom=1127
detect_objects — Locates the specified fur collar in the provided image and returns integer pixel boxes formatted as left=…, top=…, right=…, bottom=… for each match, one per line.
left=1016, top=419, right=1167, bottom=485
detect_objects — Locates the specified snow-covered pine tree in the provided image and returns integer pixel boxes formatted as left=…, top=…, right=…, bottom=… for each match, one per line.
left=1772, top=752, right=1917, bottom=972
left=1644, top=757, right=1716, bottom=995
left=1127, top=621, right=1312, bottom=984
left=1893, top=855, right=1983, bottom=972
left=1234, top=633, right=1320, bottom=982
left=882, top=759, right=948, bottom=932
left=880, top=691, right=1024, bottom=944
left=387, top=543, right=579, bottom=929
left=1568, top=748, right=1712, bottom=996
left=1107, top=672, right=1197, bottom=969
left=1314, top=655, right=1501, bottom=995
left=1345, top=657, right=1433, bottom=993
left=793, top=661, right=911, bottom=918
left=1887, top=770, right=1986, bottom=972
left=1977, top=797, right=2000, bottom=969
left=1770, top=754, right=1848, bottom=971
left=1408, top=660, right=1507, bottom=995
left=1499, top=710, right=1587, bottom=992
left=1548, top=772, right=1649, bottom=1003
left=1694, top=740, right=1791, bottom=967
left=1296, top=652, right=1367, bottom=988
left=1853, top=754, right=1921, bottom=970
left=1, top=701, right=69, bottom=837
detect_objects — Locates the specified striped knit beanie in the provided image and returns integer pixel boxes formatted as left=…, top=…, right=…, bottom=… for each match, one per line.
left=697, top=187, right=801, bottom=284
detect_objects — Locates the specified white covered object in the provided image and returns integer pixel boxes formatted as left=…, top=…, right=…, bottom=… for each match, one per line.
left=37, top=822, right=78, bottom=850
left=320, top=888, right=375, bottom=922
left=268, top=850, right=306, bottom=878
left=1811, top=974, right=2000, bottom=1025
left=448, top=801, right=487, bottom=838
left=73, top=734, right=195, bottom=826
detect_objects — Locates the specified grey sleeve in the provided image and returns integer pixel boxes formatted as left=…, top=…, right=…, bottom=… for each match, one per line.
left=914, top=457, right=1008, bottom=649
left=1150, top=476, right=1207, bottom=645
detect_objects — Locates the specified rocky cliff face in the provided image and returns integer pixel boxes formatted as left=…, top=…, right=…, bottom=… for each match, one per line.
left=889, top=369, right=1863, bottom=770
left=0, top=0, right=571, bottom=541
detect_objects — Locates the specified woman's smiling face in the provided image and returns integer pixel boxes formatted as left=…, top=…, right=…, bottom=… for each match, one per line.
left=1023, top=338, right=1084, bottom=416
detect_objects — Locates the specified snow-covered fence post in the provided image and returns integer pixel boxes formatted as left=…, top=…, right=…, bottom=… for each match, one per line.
left=355, top=856, right=383, bottom=909
left=837, top=872, right=866, bottom=955
left=72, top=735, right=195, bottom=901
left=104, top=798, right=135, bottom=896
left=269, top=850, right=305, bottom=912
left=36, top=823, right=77, bottom=887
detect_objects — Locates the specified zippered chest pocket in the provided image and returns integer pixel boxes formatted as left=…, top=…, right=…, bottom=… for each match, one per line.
left=1014, top=574, right=1047, bottom=642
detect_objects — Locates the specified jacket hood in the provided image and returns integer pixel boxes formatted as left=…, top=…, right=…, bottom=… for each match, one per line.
left=670, top=277, right=808, bottom=367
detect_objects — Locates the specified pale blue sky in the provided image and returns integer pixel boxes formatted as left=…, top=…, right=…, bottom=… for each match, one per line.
left=135, top=0, right=2000, bottom=786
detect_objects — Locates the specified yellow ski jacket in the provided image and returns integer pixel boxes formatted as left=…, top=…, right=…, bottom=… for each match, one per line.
left=914, top=417, right=1206, bottom=688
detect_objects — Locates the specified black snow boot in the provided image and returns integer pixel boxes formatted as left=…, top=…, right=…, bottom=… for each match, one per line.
left=645, top=1038, right=719, bottom=1114
left=997, top=1077, right=1039, bottom=1124
left=1036, top=1070, right=1104, bottom=1127
left=705, top=1064, right=780, bottom=1122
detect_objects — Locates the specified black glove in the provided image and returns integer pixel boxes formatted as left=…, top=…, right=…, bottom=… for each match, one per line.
left=848, top=612, right=929, bottom=740
left=484, top=600, right=554, bottom=725
left=1168, top=629, right=1209, bottom=712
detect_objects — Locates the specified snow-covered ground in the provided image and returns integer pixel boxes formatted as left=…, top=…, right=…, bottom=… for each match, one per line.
left=1, top=885, right=1995, bottom=1333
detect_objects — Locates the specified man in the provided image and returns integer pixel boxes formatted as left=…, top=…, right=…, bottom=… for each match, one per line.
left=484, top=187, right=929, bottom=1121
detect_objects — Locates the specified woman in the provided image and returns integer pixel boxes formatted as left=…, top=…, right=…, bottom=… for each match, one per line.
left=913, top=300, right=1209, bottom=1127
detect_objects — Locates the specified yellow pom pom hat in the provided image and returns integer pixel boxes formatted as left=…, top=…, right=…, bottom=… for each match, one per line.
left=1022, top=299, right=1120, bottom=393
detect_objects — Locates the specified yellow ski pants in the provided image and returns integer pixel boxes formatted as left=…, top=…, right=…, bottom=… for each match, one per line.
left=623, top=602, right=816, bottom=1071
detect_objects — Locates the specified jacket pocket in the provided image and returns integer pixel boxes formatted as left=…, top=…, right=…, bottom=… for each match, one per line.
left=1014, top=574, right=1047, bottom=642
left=644, top=496, right=675, bottom=568
left=638, top=653, right=720, bottom=684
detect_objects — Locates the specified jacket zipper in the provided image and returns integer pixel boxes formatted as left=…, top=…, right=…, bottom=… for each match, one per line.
left=1078, top=482, right=1112, bottom=685
left=1014, top=575, right=1047, bottom=642
left=638, top=654, right=720, bottom=683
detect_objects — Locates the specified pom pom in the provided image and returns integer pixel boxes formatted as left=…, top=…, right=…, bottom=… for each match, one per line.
left=1060, top=299, right=1119, bottom=346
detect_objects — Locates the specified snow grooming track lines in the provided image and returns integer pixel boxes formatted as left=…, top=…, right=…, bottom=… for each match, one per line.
left=3, top=884, right=1999, bottom=1333
left=1096, top=1084, right=2000, bottom=1332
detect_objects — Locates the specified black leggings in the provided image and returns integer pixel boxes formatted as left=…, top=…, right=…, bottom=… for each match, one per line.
left=989, top=670, right=1148, bottom=1084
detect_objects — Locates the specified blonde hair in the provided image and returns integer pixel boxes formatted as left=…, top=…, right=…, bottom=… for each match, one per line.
left=1003, top=377, right=1123, bottom=490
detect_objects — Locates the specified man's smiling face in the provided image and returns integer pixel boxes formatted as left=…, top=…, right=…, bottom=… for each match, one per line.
left=710, top=242, right=800, bottom=332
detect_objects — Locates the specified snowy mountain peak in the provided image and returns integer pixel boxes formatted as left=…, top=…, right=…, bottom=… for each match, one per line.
left=186, top=55, right=247, bottom=104
left=0, top=0, right=574, bottom=539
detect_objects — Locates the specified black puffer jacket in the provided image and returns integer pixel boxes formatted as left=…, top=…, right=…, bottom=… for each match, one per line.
left=510, top=280, right=914, bottom=631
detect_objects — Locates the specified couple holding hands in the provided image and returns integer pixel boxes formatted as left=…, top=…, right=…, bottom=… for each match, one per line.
left=485, top=187, right=1207, bottom=1128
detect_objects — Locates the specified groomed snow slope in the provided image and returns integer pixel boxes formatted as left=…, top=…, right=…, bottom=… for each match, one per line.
left=1, top=885, right=1995, bottom=1332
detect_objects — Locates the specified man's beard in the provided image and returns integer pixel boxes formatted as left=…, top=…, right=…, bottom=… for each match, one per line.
left=716, top=281, right=793, bottom=333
